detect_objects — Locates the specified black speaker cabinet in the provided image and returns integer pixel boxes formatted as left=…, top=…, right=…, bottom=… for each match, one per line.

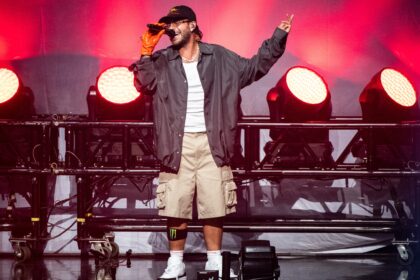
left=239, top=240, right=280, bottom=280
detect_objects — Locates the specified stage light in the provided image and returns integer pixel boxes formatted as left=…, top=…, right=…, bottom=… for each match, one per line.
left=286, top=67, right=328, bottom=105
left=84, top=66, right=156, bottom=168
left=357, top=68, right=419, bottom=168
left=0, top=68, right=20, bottom=104
left=0, top=68, right=41, bottom=169
left=88, top=66, right=150, bottom=121
left=381, top=69, right=416, bottom=107
left=263, top=66, right=333, bottom=169
left=97, top=66, right=140, bottom=104
left=0, top=68, right=34, bottom=119
left=267, top=66, right=331, bottom=123
left=360, top=68, right=419, bottom=122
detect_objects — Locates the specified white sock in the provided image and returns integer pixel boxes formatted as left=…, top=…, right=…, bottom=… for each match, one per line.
left=169, top=250, right=184, bottom=263
left=207, top=250, right=221, bottom=263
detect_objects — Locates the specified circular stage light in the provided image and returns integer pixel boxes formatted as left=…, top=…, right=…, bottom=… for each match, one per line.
left=97, top=66, right=140, bottom=104
left=265, top=66, right=333, bottom=168
left=286, top=67, right=328, bottom=105
left=380, top=68, right=416, bottom=107
left=0, top=68, right=20, bottom=104
left=360, top=68, right=419, bottom=122
left=267, top=66, right=331, bottom=123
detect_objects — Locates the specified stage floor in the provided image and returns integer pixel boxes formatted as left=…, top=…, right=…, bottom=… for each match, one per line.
left=0, top=253, right=418, bottom=279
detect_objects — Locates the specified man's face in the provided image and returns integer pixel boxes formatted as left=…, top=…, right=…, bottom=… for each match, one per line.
left=167, top=19, right=193, bottom=48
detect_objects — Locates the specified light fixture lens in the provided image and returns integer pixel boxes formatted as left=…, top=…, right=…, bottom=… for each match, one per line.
left=286, top=67, right=328, bottom=105
left=97, top=66, right=140, bottom=104
left=0, top=68, right=19, bottom=104
left=380, top=68, right=416, bottom=107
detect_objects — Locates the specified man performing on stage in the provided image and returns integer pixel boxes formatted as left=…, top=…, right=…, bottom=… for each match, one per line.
left=133, top=5, right=293, bottom=279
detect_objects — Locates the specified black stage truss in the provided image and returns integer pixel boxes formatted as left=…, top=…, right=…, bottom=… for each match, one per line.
left=0, top=116, right=419, bottom=264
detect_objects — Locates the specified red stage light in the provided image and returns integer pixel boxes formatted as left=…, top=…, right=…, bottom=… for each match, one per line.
left=0, top=68, right=19, bottom=104
left=360, top=68, right=419, bottom=122
left=97, top=66, right=140, bottom=104
left=265, top=66, right=333, bottom=168
left=267, top=66, right=331, bottom=123
left=285, top=67, right=328, bottom=105
left=380, top=68, right=416, bottom=107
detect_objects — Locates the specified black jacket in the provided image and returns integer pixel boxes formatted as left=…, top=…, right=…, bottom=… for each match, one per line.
left=133, top=28, right=288, bottom=172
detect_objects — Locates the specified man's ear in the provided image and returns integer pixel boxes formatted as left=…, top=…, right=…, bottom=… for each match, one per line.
left=190, top=21, right=196, bottom=31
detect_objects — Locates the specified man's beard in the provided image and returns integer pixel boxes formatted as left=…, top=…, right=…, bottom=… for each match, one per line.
left=172, top=30, right=192, bottom=49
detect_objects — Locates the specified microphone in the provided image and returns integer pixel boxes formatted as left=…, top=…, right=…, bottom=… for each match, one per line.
left=147, top=23, right=165, bottom=34
left=146, top=23, right=176, bottom=37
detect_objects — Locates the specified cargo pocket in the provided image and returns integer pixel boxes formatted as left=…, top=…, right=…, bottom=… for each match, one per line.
left=223, top=181, right=237, bottom=207
left=155, top=184, right=167, bottom=209
left=156, top=173, right=175, bottom=209
left=221, top=166, right=237, bottom=208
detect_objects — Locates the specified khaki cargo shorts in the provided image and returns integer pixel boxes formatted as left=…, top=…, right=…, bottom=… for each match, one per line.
left=155, top=132, right=237, bottom=219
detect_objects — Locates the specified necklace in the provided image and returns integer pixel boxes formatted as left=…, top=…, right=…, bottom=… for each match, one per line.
left=180, top=45, right=200, bottom=63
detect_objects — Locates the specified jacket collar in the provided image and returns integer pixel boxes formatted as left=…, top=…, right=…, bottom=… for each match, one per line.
left=167, top=42, right=214, bottom=61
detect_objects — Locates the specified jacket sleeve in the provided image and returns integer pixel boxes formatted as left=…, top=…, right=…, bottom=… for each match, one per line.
left=237, top=28, right=288, bottom=89
left=132, top=55, right=158, bottom=95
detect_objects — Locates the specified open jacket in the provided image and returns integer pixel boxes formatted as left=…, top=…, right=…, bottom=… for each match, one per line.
left=133, top=28, right=288, bottom=173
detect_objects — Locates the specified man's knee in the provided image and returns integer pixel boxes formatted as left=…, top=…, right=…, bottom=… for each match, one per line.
left=167, top=227, right=188, bottom=241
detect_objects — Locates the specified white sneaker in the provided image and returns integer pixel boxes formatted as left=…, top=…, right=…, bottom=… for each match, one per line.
left=158, top=256, right=186, bottom=279
left=205, top=256, right=237, bottom=279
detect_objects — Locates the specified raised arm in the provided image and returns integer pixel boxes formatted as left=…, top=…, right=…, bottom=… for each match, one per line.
left=238, top=14, right=294, bottom=89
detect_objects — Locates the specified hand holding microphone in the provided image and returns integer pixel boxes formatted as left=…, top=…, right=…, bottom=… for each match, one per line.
left=147, top=23, right=176, bottom=37
left=141, top=23, right=166, bottom=56
left=141, top=23, right=177, bottom=56
left=146, top=23, right=166, bottom=34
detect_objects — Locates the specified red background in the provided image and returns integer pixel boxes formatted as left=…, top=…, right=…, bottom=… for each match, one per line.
left=0, top=0, right=419, bottom=115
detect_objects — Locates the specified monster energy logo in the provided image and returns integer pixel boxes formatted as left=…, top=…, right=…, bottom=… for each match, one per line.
left=169, top=228, right=177, bottom=239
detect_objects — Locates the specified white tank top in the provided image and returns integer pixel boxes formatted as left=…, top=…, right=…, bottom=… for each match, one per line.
left=182, top=61, right=206, bottom=132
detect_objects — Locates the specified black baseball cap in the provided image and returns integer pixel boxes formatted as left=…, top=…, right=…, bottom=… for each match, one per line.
left=159, top=5, right=196, bottom=24
left=159, top=5, right=203, bottom=39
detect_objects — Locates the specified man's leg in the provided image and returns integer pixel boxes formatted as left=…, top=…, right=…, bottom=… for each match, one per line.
left=159, top=217, right=189, bottom=279
left=204, top=218, right=226, bottom=276
left=203, top=218, right=237, bottom=278
left=203, top=217, right=223, bottom=250
left=195, top=133, right=237, bottom=277
left=158, top=133, right=197, bottom=279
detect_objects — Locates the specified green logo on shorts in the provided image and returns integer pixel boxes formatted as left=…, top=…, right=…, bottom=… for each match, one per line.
left=170, top=228, right=176, bottom=239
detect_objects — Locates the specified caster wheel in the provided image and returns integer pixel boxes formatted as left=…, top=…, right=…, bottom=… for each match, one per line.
left=109, top=242, right=119, bottom=258
left=397, top=245, right=415, bottom=266
left=15, top=246, right=31, bottom=262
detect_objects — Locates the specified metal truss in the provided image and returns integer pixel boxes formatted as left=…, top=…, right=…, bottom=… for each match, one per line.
left=0, top=117, right=419, bottom=263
